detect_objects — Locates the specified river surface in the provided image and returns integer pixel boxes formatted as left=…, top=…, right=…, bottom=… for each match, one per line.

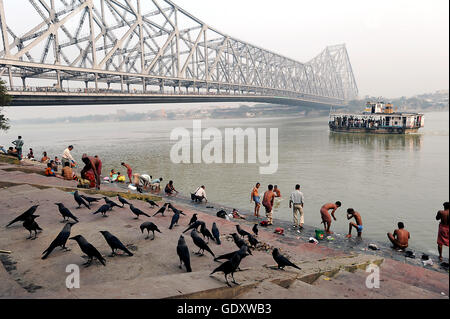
left=1, top=109, right=448, bottom=256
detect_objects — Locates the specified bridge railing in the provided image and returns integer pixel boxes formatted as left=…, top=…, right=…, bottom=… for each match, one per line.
left=7, top=85, right=346, bottom=105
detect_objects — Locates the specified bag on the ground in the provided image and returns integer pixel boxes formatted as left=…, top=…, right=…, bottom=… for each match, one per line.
left=216, top=210, right=227, bottom=219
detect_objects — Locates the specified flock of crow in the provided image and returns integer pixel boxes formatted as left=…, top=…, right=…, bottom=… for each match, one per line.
left=5, top=190, right=301, bottom=287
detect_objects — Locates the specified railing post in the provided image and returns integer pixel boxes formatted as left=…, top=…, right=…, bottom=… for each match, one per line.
left=8, top=66, right=13, bottom=90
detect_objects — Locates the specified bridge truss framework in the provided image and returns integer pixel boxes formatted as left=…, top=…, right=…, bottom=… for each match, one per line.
left=0, top=0, right=358, bottom=105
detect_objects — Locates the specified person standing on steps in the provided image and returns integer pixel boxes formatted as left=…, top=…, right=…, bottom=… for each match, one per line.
left=251, top=183, right=261, bottom=218
left=262, top=185, right=276, bottom=226
left=12, top=136, right=23, bottom=160
left=436, top=202, right=449, bottom=262
left=289, top=184, right=304, bottom=232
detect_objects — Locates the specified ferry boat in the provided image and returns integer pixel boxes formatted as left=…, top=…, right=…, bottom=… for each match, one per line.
left=329, top=102, right=424, bottom=134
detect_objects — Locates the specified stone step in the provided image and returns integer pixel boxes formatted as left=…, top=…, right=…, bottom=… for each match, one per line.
left=312, top=268, right=447, bottom=299
left=0, top=253, right=30, bottom=298
left=379, top=258, right=449, bottom=296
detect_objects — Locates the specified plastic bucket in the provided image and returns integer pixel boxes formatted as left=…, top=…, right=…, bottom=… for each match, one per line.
left=315, top=229, right=325, bottom=240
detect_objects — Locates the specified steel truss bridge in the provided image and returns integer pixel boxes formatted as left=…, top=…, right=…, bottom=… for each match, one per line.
left=0, top=0, right=358, bottom=106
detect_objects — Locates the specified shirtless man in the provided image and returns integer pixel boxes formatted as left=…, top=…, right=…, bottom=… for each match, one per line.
left=121, top=162, right=133, bottom=184
left=81, top=154, right=102, bottom=190
left=346, top=208, right=363, bottom=238
left=262, top=185, right=276, bottom=225
left=387, top=222, right=410, bottom=250
left=436, top=202, right=449, bottom=261
left=251, top=183, right=261, bottom=218
left=320, top=201, right=341, bottom=235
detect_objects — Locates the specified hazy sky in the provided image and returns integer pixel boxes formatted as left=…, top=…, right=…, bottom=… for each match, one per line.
left=174, top=0, right=449, bottom=97
left=2, top=0, right=449, bottom=98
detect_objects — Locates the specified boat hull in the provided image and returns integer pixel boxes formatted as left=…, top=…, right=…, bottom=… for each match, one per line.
left=329, top=126, right=420, bottom=135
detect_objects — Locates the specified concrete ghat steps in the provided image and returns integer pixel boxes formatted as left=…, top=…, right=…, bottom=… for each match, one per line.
left=30, top=254, right=385, bottom=299
left=310, top=269, right=447, bottom=299
left=0, top=254, right=29, bottom=299
left=379, top=258, right=449, bottom=296
left=1, top=184, right=447, bottom=299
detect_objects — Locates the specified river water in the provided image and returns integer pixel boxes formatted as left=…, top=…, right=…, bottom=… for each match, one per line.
left=1, top=108, right=448, bottom=256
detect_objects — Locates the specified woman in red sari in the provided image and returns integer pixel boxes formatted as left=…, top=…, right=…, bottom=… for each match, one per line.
left=80, top=154, right=102, bottom=190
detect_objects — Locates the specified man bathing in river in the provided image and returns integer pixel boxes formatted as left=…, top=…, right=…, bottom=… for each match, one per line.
left=346, top=208, right=363, bottom=238
left=387, top=222, right=410, bottom=250
left=320, top=201, right=341, bottom=234
left=436, top=202, right=449, bottom=261
left=165, top=180, right=178, bottom=196
left=262, top=185, right=276, bottom=225
left=251, top=183, right=261, bottom=218
left=121, top=162, right=133, bottom=184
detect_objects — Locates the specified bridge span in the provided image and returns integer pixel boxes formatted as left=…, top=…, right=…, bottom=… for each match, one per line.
left=0, top=0, right=358, bottom=106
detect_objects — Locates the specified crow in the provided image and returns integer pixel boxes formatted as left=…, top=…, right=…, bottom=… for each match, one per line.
left=23, top=215, right=42, bottom=240
left=188, top=213, right=198, bottom=226
left=152, top=205, right=167, bottom=217
left=103, top=197, right=122, bottom=209
left=182, top=220, right=205, bottom=233
left=42, top=223, right=75, bottom=259
left=80, top=195, right=101, bottom=205
left=93, top=204, right=112, bottom=217
left=55, top=203, right=79, bottom=223
left=99, top=231, right=133, bottom=257
left=69, top=235, right=106, bottom=267
left=117, top=195, right=131, bottom=207
left=247, top=234, right=259, bottom=248
left=171, top=206, right=186, bottom=216
left=272, top=248, right=301, bottom=270
left=236, top=225, right=251, bottom=238
left=231, top=233, right=252, bottom=255
left=212, top=222, right=221, bottom=245
left=210, top=253, right=243, bottom=287
left=169, top=211, right=181, bottom=230
left=214, top=245, right=250, bottom=262
left=166, top=203, right=185, bottom=216
left=190, top=229, right=215, bottom=257
left=74, top=191, right=90, bottom=209
left=145, top=199, right=159, bottom=208
left=6, top=205, right=39, bottom=227
left=200, top=223, right=215, bottom=243
left=130, top=204, right=151, bottom=219
left=176, top=235, right=192, bottom=273
left=252, top=224, right=258, bottom=236
left=140, top=222, right=161, bottom=240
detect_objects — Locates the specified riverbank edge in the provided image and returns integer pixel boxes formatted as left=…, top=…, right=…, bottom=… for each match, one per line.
left=1, top=154, right=448, bottom=275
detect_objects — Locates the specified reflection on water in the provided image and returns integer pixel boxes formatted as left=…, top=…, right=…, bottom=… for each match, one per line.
left=329, top=132, right=423, bottom=152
